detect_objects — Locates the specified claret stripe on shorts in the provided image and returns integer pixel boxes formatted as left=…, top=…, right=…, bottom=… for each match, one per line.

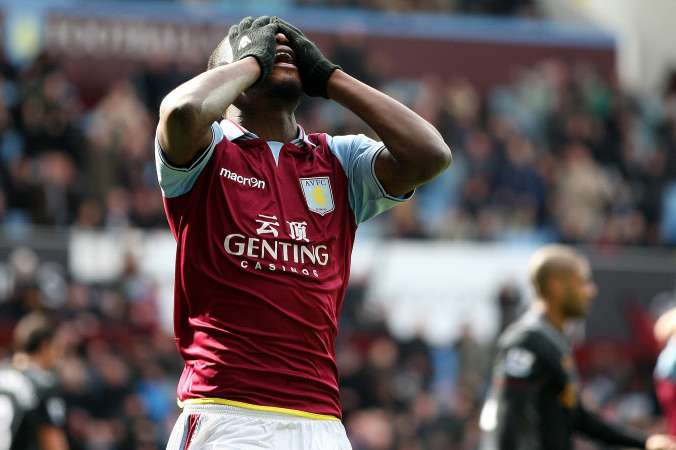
left=178, top=413, right=201, bottom=450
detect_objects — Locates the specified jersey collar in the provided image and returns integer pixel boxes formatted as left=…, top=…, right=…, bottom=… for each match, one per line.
left=220, top=119, right=316, bottom=149
left=527, top=309, right=571, bottom=353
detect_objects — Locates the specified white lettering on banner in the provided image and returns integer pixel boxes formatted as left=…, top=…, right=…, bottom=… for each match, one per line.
left=45, top=16, right=226, bottom=59
left=219, top=167, right=266, bottom=190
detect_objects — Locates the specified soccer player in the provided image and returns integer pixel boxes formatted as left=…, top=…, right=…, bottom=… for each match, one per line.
left=479, top=245, right=676, bottom=450
left=0, top=313, right=68, bottom=450
left=654, top=307, right=676, bottom=435
left=156, top=16, right=451, bottom=449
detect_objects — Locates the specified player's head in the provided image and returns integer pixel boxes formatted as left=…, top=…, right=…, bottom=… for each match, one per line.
left=655, top=307, right=676, bottom=345
left=528, top=245, right=597, bottom=318
left=208, top=21, right=302, bottom=119
left=13, top=313, right=61, bottom=369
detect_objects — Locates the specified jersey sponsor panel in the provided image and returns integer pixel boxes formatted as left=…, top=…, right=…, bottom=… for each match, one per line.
left=223, top=214, right=329, bottom=278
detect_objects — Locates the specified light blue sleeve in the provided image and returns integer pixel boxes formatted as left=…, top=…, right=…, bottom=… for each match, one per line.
left=656, top=337, right=676, bottom=381
left=327, top=134, right=413, bottom=224
left=155, top=122, right=224, bottom=198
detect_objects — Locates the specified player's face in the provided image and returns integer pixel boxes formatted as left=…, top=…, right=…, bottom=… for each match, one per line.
left=243, top=32, right=302, bottom=103
left=560, top=263, right=597, bottom=319
left=269, top=33, right=302, bottom=91
left=42, top=332, right=65, bottom=369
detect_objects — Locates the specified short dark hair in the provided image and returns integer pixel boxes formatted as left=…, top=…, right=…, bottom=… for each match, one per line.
left=207, top=36, right=232, bottom=71
left=14, top=313, right=56, bottom=355
left=528, top=245, right=587, bottom=298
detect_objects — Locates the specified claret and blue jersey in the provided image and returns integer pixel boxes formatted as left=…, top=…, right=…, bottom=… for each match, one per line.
left=155, top=119, right=411, bottom=419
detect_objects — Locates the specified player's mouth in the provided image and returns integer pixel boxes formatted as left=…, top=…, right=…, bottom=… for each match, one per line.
left=274, top=46, right=296, bottom=68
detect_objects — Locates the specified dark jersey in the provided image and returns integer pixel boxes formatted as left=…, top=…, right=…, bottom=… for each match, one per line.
left=479, top=311, right=647, bottom=450
left=0, top=364, right=66, bottom=450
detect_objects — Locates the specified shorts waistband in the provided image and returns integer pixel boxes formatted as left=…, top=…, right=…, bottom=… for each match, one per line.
left=178, top=398, right=340, bottom=422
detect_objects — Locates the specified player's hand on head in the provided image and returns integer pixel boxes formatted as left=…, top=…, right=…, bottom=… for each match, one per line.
left=647, top=434, right=676, bottom=450
left=277, top=18, right=340, bottom=98
left=227, top=16, right=280, bottom=84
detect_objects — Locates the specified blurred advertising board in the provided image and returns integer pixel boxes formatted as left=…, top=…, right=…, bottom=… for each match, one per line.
left=364, top=241, right=534, bottom=344
left=29, top=2, right=617, bottom=100
left=45, top=13, right=224, bottom=62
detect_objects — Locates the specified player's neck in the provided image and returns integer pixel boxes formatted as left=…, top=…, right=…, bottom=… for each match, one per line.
left=12, top=352, right=49, bottom=371
left=238, top=109, right=299, bottom=143
left=534, top=300, right=566, bottom=331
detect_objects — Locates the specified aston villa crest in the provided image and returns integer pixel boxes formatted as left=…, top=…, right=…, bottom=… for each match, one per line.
left=299, top=177, right=334, bottom=216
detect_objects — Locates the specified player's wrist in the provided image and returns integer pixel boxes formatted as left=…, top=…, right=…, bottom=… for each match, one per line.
left=309, top=61, right=340, bottom=98
left=234, top=56, right=265, bottom=86
left=325, top=68, right=345, bottom=100
left=646, top=434, right=676, bottom=450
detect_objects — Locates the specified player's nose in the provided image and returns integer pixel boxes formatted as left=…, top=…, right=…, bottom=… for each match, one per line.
left=275, top=33, right=290, bottom=45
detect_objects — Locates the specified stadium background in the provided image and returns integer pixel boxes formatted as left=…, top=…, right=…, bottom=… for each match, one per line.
left=2, top=0, right=676, bottom=448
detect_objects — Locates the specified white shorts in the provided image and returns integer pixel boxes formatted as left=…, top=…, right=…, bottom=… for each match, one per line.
left=166, top=403, right=353, bottom=450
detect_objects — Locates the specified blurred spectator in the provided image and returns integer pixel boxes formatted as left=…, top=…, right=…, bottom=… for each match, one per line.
left=554, top=142, right=614, bottom=242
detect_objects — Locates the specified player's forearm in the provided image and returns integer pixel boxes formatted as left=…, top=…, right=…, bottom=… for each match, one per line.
left=327, top=70, right=451, bottom=183
left=575, top=404, right=647, bottom=448
left=161, top=57, right=260, bottom=127
left=158, top=57, right=260, bottom=165
left=39, top=426, right=69, bottom=450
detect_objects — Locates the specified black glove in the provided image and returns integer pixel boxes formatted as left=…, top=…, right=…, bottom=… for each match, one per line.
left=277, top=19, right=340, bottom=98
left=226, top=16, right=279, bottom=84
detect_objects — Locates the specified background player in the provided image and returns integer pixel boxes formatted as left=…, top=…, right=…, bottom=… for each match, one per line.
left=157, top=16, right=451, bottom=449
left=0, top=313, right=68, bottom=450
left=479, top=245, right=676, bottom=450
left=655, top=307, right=676, bottom=435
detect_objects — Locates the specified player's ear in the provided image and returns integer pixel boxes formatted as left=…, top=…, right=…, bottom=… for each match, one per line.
left=548, top=276, right=565, bottom=300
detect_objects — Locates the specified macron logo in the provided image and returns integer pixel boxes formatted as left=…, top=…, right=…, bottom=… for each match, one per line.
left=220, top=167, right=266, bottom=190
left=238, top=36, right=251, bottom=50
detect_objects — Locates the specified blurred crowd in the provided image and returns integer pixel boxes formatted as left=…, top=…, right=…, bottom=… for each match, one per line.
left=370, top=59, right=676, bottom=245
left=0, top=247, right=668, bottom=450
left=2, top=38, right=676, bottom=245
left=0, top=248, right=180, bottom=450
